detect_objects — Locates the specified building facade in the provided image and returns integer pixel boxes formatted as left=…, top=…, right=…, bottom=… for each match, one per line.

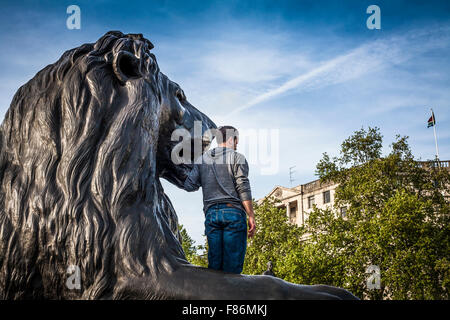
left=260, top=179, right=340, bottom=227
left=260, top=160, right=449, bottom=227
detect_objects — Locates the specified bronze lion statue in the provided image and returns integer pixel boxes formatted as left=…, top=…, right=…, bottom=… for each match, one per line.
left=0, top=31, right=357, bottom=299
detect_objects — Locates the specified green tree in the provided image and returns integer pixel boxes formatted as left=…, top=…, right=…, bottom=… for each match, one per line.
left=178, top=224, right=208, bottom=267
left=189, top=241, right=208, bottom=268
left=309, top=127, right=450, bottom=299
left=243, top=198, right=304, bottom=278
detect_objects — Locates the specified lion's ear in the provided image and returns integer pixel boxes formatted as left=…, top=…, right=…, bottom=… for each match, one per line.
left=112, top=51, right=143, bottom=84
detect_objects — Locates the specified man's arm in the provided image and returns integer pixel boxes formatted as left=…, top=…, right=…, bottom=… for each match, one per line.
left=183, top=164, right=201, bottom=192
left=242, top=200, right=256, bottom=238
left=233, top=153, right=256, bottom=238
left=233, top=154, right=252, bottom=201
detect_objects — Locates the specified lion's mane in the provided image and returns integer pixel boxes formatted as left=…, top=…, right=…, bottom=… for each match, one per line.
left=0, top=31, right=185, bottom=299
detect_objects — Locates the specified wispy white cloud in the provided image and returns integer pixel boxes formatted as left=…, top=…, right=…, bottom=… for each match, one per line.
left=226, top=26, right=450, bottom=117
left=202, top=43, right=312, bottom=84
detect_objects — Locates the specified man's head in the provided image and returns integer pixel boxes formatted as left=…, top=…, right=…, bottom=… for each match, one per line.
left=217, top=125, right=239, bottom=150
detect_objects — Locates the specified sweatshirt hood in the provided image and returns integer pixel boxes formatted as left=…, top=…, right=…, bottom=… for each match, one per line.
left=206, top=147, right=233, bottom=160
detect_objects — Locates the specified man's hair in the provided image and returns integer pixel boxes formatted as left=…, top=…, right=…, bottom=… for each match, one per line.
left=217, top=125, right=239, bottom=144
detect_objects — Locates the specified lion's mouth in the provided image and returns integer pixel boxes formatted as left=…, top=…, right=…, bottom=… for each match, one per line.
left=157, top=116, right=216, bottom=189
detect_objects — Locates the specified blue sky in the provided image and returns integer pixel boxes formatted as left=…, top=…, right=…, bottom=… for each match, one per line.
left=0, top=0, right=449, bottom=245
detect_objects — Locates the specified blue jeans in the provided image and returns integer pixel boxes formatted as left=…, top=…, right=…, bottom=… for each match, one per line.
left=205, top=203, right=247, bottom=274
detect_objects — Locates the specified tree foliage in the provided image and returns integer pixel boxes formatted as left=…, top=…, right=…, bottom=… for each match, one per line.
left=178, top=224, right=208, bottom=268
left=310, top=127, right=449, bottom=299
left=243, top=199, right=304, bottom=277
left=244, top=127, right=449, bottom=299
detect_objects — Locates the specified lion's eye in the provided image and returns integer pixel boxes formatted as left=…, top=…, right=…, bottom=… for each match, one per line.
left=176, top=89, right=186, bottom=102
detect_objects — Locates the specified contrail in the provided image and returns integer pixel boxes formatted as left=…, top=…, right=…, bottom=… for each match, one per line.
left=227, top=26, right=450, bottom=118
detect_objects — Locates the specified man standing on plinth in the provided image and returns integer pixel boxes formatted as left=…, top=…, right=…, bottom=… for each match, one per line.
left=184, top=125, right=256, bottom=274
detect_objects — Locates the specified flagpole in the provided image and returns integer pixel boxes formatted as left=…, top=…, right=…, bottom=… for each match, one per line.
left=431, top=108, right=440, bottom=163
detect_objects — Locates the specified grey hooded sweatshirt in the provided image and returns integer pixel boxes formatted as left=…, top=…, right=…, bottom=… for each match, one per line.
left=183, top=147, right=252, bottom=214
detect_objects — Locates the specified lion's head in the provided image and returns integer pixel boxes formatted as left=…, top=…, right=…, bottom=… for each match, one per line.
left=0, top=31, right=215, bottom=299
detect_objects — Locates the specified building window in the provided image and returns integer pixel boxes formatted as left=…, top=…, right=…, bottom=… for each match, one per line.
left=340, top=207, right=347, bottom=218
left=323, top=190, right=331, bottom=204
left=307, top=196, right=315, bottom=209
left=289, top=201, right=297, bottom=223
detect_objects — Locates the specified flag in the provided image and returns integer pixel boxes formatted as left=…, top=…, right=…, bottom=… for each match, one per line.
left=427, top=111, right=436, bottom=128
